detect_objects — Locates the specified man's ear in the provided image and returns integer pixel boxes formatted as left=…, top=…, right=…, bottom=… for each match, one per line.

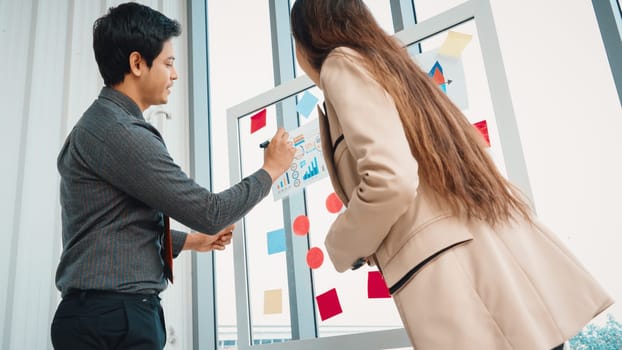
left=128, top=51, right=143, bottom=77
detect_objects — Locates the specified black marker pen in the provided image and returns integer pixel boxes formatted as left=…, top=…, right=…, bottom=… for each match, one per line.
left=259, top=140, right=270, bottom=148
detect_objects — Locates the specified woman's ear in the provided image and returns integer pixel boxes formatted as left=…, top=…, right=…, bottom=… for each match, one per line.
left=128, top=51, right=143, bottom=77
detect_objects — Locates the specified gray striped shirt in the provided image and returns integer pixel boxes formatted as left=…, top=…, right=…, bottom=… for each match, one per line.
left=55, top=87, right=271, bottom=296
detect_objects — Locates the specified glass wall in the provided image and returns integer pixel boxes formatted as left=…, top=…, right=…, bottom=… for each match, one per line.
left=206, top=2, right=275, bottom=348
left=232, top=89, right=405, bottom=344
left=210, top=2, right=406, bottom=348
left=413, top=20, right=507, bottom=176
left=208, top=1, right=526, bottom=349
left=411, top=0, right=469, bottom=21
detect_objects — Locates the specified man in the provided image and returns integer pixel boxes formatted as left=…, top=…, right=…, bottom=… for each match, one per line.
left=50, top=3, right=295, bottom=349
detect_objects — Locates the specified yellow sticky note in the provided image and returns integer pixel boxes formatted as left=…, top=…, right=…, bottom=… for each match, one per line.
left=264, top=289, right=282, bottom=314
left=438, top=31, right=472, bottom=57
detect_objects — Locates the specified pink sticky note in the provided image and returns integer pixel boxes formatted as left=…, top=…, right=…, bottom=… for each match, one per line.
left=250, top=109, right=267, bottom=134
left=473, top=120, right=490, bottom=147
left=316, top=288, right=343, bottom=321
left=292, top=215, right=310, bottom=236
left=306, top=247, right=324, bottom=269
left=325, top=192, right=343, bottom=214
left=368, top=271, right=391, bottom=299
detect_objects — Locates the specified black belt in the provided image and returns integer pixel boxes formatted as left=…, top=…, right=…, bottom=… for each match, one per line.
left=63, top=289, right=160, bottom=302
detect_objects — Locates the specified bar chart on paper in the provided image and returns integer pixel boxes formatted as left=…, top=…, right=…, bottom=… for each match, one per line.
left=302, top=157, right=319, bottom=180
left=271, top=121, right=328, bottom=201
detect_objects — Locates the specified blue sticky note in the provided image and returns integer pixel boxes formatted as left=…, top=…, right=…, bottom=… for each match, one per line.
left=267, top=228, right=286, bottom=255
left=296, top=91, right=319, bottom=118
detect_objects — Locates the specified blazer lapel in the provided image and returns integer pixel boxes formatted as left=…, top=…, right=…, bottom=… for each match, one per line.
left=317, top=105, right=348, bottom=204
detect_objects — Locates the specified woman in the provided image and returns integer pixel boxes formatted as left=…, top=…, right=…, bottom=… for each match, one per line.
left=290, top=1, right=613, bottom=349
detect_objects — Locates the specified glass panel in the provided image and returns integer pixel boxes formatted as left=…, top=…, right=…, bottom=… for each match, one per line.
left=412, top=0, right=469, bottom=22
left=209, top=1, right=275, bottom=348
left=296, top=19, right=508, bottom=339
left=293, top=1, right=395, bottom=78
left=296, top=87, right=404, bottom=337
left=307, top=183, right=405, bottom=337
left=220, top=3, right=508, bottom=347
left=411, top=20, right=507, bottom=175
left=363, top=0, right=395, bottom=34
left=238, top=102, right=293, bottom=345
left=234, top=85, right=404, bottom=341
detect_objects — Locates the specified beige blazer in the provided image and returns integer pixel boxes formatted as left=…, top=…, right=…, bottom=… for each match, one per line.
left=318, top=47, right=613, bottom=349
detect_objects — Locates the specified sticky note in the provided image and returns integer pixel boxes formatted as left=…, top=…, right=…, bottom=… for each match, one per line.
left=306, top=247, right=324, bottom=269
left=264, top=289, right=282, bottom=314
left=267, top=228, right=286, bottom=255
left=296, top=91, right=319, bottom=118
left=438, top=31, right=472, bottom=57
left=250, top=109, right=267, bottom=134
left=473, top=120, right=490, bottom=147
left=368, top=271, right=391, bottom=299
left=292, top=215, right=310, bottom=236
left=316, top=288, right=342, bottom=321
left=325, top=192, right=343, bottom=214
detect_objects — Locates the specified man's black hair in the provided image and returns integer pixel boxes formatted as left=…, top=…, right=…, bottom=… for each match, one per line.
left=93, top=2, right=181, bottom=86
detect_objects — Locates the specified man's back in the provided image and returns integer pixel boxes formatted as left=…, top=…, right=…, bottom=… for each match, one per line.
left=56, top=87, right=169, bottom=296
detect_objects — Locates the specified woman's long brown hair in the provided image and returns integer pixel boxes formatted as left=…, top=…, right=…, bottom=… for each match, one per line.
left=291, top=0, right=533, bottom=225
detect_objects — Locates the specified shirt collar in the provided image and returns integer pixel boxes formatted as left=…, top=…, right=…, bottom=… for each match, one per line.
left=99, top=86, right=145, bottom=121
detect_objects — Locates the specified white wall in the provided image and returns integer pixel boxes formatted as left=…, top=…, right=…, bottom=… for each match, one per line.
left=0, top=1, right=194, bottom=349
left=490, top=0, right=621, bottom=319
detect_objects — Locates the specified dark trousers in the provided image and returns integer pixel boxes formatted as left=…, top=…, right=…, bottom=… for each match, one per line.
left=51, top=290, right=166, bottom=350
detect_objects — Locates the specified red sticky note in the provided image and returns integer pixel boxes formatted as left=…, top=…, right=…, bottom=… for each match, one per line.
left=368, top=271, right=391, bottom=299
left=325, top=192, right=343, bottom=214
left=292, top=215, right=310, bottom=236
left=473, top=120, right=490, bottom=147
left=306, top=247, right=324, bottom=269
left=250, top=109, right=267, bottom=134
left=316, top=288, right=343, bottom=321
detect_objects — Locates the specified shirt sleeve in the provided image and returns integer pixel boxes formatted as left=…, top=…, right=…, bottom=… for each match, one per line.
left=171, top=229, right=187, bottom=258
left=77, top=121, right=272, bottom=235
left=320, top=52, right=419, bottom=272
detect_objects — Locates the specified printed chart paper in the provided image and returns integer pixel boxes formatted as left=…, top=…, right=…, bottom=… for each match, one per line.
left=415, top=49, right=469, bottom=111
left=272, top=121, right=328, bottom=200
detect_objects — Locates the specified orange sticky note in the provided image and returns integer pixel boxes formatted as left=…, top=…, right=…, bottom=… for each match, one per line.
left=292, top=215, right=310, bottom=236
left=368, top=271, right=391, bottom=299
left=316, top=288, right=342, bottom=321
left=306, top=247, right=324, bottom=269
left=250, top=109, right=267, bottom=134
left=264, top=289, right=282, bottom=314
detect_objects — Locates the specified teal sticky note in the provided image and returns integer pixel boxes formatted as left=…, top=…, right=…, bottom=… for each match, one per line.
left=296, top=91, right=319, bottom=118
left=267, top=228, right=286, bottom=255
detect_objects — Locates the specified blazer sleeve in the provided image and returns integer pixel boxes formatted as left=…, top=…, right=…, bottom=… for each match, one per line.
left=320, top=52, right=419, bottom=272
left=83, top=121, right=272, bottom=235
